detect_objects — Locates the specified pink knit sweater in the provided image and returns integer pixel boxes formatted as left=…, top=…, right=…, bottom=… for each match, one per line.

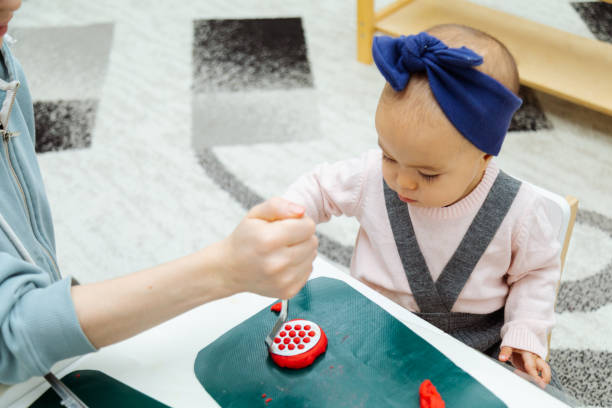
left=284, top=149, right=561, bottom=359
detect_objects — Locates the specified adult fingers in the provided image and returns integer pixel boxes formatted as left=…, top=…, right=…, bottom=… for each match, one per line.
left=291, top=258, right=315, bottom=296
left=283, top=235, right=319, bottom=266
left=247, top=197, right=305, bottom=222
left=274, top=258, right=315, bottom=299
left=265, top=216, right=317, bottom=247
left=265, top=237, right=318, bottom=281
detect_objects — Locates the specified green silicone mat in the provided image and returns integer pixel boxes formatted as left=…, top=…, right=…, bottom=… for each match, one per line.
left=194, top=277, right=507, bottom=407
left=29, top=370, right=169, bottom=408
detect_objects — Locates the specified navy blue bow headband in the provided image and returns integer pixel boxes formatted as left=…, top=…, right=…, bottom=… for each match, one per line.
left=372, top=32, right=522, bottom=155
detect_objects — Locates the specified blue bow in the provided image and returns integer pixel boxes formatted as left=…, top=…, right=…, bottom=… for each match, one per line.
left=372, top=32, right=522, bottom=156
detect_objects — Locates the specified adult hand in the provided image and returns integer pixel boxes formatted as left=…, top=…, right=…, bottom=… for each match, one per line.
left=217, top=197, right=318, bottom=299
left=499, top=346, right=551, bottom=387
left=71, top=197, right=317, bottom=349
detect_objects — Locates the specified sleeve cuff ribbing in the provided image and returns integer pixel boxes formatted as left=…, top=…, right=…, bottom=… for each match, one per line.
left=501, top=325, right=547, bottom=360
left=16, top=277, right=96, bottom=377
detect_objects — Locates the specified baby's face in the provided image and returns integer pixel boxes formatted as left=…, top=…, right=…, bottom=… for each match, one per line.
left=375, top=92, right=491, bottom=208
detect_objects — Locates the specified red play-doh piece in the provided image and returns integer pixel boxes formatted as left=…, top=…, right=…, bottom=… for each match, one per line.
left=265, top=397, right=272, bottom=404
left=419, top=379, right=445, bottom=408
left=262, top=393, right=266, bottom=398
left=269, top=319, right=327, bottom=369
left=270, top=302, right=282, bottom=313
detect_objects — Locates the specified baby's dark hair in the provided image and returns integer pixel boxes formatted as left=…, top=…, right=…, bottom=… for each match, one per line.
left=380, top=24, right=520, bottom=130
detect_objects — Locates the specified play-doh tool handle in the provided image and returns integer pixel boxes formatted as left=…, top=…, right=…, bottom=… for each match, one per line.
left=265, top=299, right=288, bottom=346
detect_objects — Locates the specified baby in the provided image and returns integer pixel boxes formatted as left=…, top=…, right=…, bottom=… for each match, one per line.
left=283, top=24, right=561, bottom=387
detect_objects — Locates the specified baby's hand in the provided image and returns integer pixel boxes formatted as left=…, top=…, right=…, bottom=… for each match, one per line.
left=499, top=346, right=551, bottom=387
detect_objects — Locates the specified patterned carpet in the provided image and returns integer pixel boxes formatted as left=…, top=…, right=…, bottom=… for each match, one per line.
left=10, top=0, right=612, bottom=406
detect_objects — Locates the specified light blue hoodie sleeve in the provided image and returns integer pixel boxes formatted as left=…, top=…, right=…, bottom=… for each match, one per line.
left=0, top=252, right=96, bottom=384
left=0, top=44, right=96, bottom=384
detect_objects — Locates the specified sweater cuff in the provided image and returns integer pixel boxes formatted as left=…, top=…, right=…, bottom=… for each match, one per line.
left=16, top=277, right=96, bottom=376
left=501, top=325, right=547, bottom=359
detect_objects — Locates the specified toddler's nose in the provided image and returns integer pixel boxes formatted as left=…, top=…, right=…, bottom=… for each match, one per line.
left=397, top=172, right=418, bottom=191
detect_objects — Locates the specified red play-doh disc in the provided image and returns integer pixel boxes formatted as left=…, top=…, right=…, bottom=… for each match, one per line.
left=269, top=319, right=327, bottom=369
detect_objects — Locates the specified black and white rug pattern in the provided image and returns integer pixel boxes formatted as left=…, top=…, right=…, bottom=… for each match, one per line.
left=11, top=0, right=612, bottom=406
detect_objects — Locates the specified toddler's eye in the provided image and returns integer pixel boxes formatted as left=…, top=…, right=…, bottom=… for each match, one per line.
left=419, top=172, right=439, bottom=182
left=382, top=154, right=396, bottom=163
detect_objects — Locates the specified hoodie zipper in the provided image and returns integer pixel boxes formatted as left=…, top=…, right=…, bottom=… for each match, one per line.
left=1, top=88, right=61, bottom=280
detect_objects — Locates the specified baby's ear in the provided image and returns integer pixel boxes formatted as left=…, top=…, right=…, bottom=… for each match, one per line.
left=478, top=152, right=494, bottom=170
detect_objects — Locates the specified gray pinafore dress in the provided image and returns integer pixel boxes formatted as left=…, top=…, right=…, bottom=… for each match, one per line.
left=383, top=171, right=564, bottom=390
left=383, top=171, right=519, bottom=355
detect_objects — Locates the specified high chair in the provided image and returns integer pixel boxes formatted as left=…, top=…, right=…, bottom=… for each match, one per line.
left=522, top=182, right=578, bottom=360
